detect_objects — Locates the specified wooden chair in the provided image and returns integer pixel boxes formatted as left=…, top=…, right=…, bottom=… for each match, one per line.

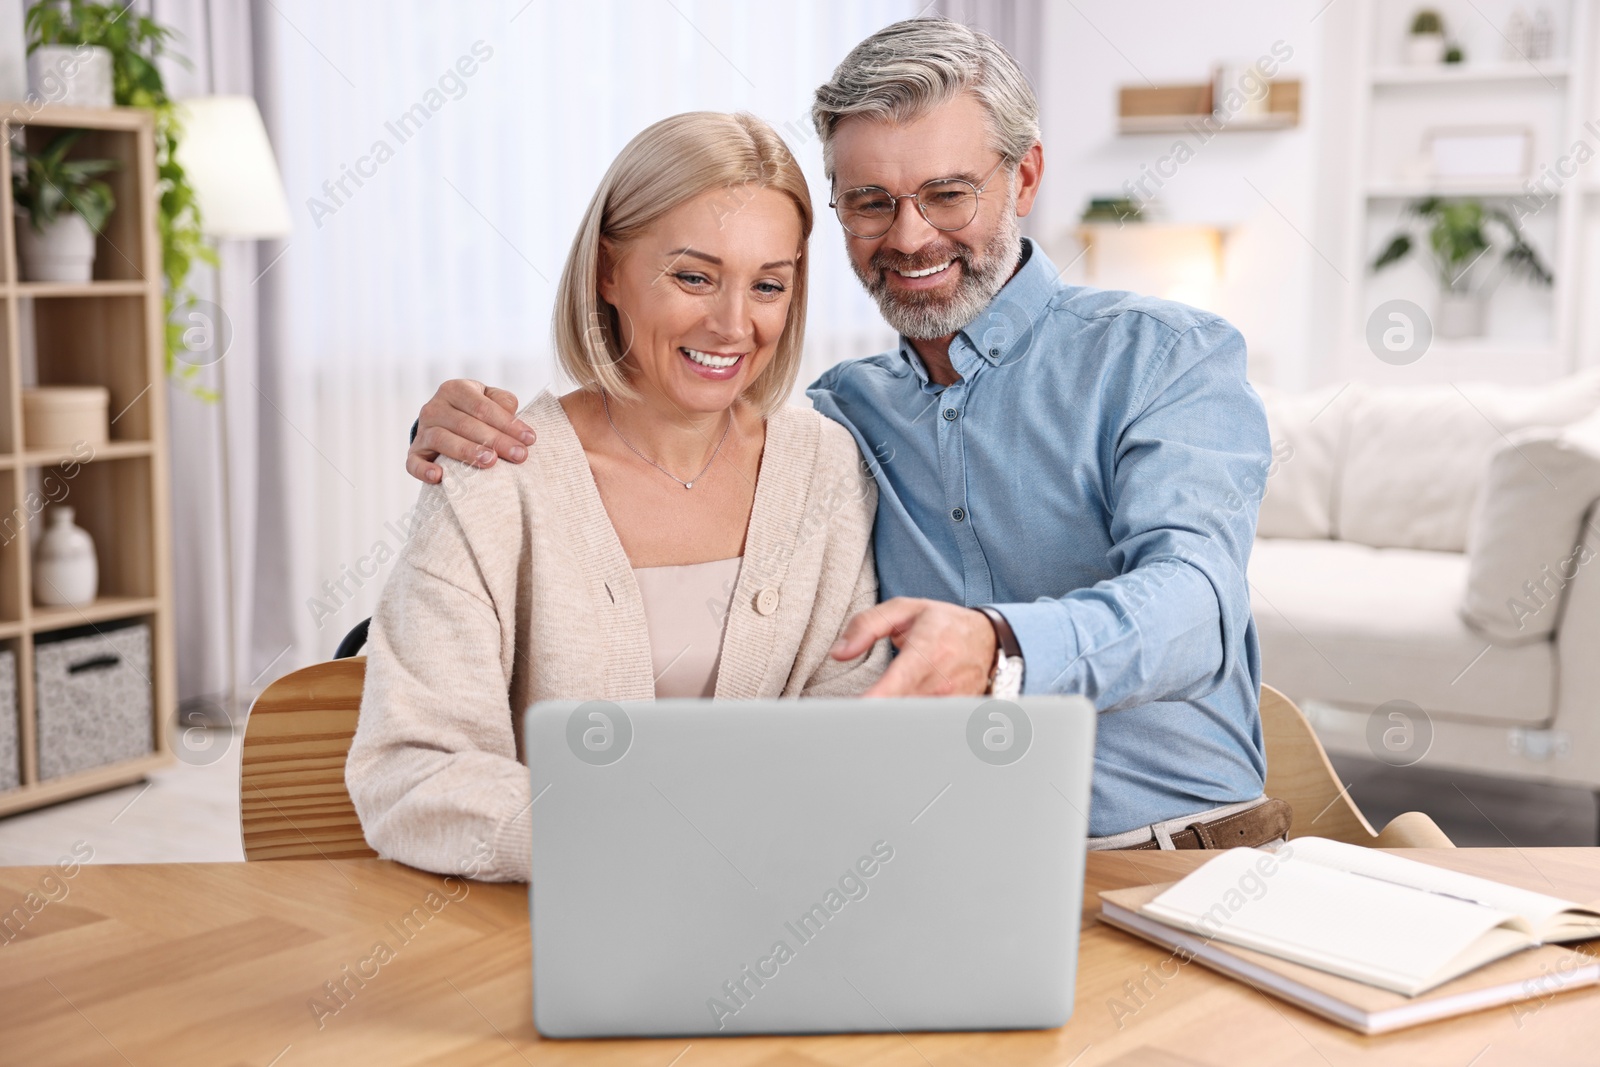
left=1260, top=684, right=1453, bottom=848
left=240, top=657, right=376, bottom=860
left=239, top=660, right=1451, bottom=859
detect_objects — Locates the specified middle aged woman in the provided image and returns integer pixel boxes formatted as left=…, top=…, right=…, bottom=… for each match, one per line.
left=346, top=111, right=890, bottom=883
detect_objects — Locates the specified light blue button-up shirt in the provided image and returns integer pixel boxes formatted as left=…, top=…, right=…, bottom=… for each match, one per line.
left=808, top=239, right=1270, bottom=836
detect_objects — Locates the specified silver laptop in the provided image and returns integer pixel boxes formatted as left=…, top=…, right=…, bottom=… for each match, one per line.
left=524, top=695, right=1096, bottom=1038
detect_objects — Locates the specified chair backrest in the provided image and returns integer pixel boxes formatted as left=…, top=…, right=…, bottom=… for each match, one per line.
left=1260, top=683, right=1452, bottom=848
left=240, top=657, right=376, bottom=860
left=239, top=667, right=1447, bottom=858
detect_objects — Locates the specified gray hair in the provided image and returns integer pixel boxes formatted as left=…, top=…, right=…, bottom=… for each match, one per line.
left=811, top=16, right=1040, bottom=181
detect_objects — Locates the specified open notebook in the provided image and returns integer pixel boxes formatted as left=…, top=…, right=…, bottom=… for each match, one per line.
left=1099, top=838, right=1600, bottom=1032
left=1117, top=838, right=1600, bottom=996
left=1100, top=883, right=1600, bottom=1034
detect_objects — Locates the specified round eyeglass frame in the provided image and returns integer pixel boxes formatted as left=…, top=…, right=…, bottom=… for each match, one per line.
left=829, top=157, right=1010, bottom=240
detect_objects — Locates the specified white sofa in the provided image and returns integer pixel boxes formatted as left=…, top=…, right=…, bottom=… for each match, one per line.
left=1249, top=372, right=1600, bottom=809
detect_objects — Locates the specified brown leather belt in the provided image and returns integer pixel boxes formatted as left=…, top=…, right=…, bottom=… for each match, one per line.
left=1114, top=797, right=1294, bottom=851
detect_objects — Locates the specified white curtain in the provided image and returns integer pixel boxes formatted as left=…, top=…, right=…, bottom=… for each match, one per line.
left=244, top=0, right=916, bottom=688
left=140, top=0, right=265, bottom=723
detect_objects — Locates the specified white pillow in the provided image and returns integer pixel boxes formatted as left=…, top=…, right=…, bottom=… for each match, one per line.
left=1338, top=371, right=1600, bottom=551
left=1253, top=382, right=1360, bottom=541
left=1460, top=412, right=1600, bottom=645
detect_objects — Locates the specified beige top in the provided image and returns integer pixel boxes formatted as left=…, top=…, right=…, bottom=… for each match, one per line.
left=347, top=391, right=890, bottom=882
left=634, top=556, right=742, bottom=698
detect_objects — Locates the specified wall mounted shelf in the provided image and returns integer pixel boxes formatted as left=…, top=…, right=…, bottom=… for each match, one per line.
left=1118, top=79, right=1301, bottom=135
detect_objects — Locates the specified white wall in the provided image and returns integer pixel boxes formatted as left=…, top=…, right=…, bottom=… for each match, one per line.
left=0, top=0, right=26, bottom=101
left=1030, top=0, right=1328, bottom=388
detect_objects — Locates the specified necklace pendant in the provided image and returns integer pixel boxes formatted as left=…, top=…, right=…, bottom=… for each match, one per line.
left=684, top=482, right=693, bottom=489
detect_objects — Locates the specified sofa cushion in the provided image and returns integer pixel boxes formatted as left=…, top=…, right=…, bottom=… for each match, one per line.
left=1336, top=371, right=1600, bottom=552
left=1253, top=382, right=1360, bottom=540
left=1249, top=538, right=1553, bottom=725
left=1460, top=414, right=1600, bottom=645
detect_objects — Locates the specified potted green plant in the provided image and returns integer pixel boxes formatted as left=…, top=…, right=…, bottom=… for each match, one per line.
left=26, top=40, right=112, bottom=107
left=1408, top=9, right=1447, bottom=65
left=26, top=0, right=215, bottom=383
left=1372, top=197, right=1554, bottom=340
left=12, top=130, right=117, bottom=283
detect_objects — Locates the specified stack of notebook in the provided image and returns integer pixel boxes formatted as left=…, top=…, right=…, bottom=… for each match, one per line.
left=1098, top=837, right=1600, bottom=1034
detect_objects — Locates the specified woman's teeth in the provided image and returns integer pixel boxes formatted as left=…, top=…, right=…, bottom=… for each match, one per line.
left=682, top=348, right=742, bottom=369
left=896, top=261, right=952, bottom=278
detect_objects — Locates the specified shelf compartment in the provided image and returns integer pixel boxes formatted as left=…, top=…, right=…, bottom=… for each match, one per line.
left=29, top=294, right=155, bottom=441
left=22, top=454, right=156, bottom=610
left=15, top=122, right=149, bottom=285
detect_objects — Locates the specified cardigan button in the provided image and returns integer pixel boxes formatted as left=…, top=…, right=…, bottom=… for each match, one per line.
left=755, top=587, right=780, bottom=616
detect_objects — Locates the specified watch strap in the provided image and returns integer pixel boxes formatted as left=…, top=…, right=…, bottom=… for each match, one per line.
left=977, top=606, right=1022, bottom=660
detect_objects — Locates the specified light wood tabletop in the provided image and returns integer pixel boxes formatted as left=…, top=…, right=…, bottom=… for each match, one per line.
left=3, top=848, right=1598, bottom=1066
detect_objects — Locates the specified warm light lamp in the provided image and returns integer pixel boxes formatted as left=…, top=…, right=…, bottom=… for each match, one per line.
left=174, top=95, right=292, bottom=239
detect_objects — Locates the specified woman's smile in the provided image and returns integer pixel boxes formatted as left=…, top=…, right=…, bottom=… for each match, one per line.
left=680, top=346, right=747, bottom=380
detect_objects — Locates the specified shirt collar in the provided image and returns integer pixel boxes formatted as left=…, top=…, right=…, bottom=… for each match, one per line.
left=893, top=238, right=1058, bottom=381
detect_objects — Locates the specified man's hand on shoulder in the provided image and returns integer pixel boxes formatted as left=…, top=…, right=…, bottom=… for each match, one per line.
left=408, top=380, right=535, bottom=484
left=830, top=598, right=997, bottom=697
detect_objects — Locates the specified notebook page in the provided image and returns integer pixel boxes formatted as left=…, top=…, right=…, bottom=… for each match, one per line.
left=1141, top=848, right=1527, bottom=995
left=1285, top=837, right=1597, bottom=934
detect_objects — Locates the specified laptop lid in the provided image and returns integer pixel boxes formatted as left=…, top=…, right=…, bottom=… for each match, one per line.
left=525, top=695, right=1096, bottom=1038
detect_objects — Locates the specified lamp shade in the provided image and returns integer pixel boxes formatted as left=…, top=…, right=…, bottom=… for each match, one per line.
left=174, top=95, right=293, bottom=239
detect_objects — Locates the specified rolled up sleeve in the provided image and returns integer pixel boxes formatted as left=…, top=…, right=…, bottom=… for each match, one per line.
left=993, top=319, right=1269, bottom=712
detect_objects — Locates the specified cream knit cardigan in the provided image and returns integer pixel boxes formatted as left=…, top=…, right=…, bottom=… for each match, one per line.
left=347, top=391, right=889, bottom=882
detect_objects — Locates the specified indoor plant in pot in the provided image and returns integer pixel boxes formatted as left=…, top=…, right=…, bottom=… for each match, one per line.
left=1372, top=197, right=1554, bottom=340
left=1407, top=9, right=1448, bottom=65
left=12, top=129, right=117, bottom=283
left=27, top=0, right=214, bottom=385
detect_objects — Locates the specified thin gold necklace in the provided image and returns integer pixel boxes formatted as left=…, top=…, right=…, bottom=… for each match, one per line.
left=600, top=391, right=732, bottom=490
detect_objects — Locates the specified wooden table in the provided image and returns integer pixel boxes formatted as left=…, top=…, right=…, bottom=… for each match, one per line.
left=3, top=849, right=1598, bottom=1066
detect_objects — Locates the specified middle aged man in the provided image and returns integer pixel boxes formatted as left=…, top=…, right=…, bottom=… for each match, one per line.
left=402, top=17, right=1285, bottom=852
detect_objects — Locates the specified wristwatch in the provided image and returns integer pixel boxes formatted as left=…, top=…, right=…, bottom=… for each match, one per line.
left=976, top=607, right=1024, bottom=699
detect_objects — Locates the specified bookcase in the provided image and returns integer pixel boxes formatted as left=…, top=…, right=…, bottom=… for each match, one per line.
left=0, top=104, right=175, bottom=815
left=1323, top=0, right=1596, bottom=384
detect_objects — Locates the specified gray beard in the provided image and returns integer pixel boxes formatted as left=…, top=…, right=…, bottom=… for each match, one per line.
left=855, top=198, right=1023, bottom=341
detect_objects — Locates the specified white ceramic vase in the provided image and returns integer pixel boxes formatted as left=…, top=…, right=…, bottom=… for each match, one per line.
left=34, top=507, right=97, bottom=607
left=16, top=214, right=97, bottom=283
left=26, top=45, right=114, bottom=108
left=1407, top=33, right=1447, bottom=66
left=1436, top=290, right=1486, bottom=340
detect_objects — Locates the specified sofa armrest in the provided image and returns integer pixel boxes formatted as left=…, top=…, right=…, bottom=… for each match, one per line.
left=1553, top=500, right=1600, bottom=748
left=1461, top=423, right=1600, bottom=645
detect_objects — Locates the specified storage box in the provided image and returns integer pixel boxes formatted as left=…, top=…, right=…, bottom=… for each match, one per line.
left=0, top=649, right=16, bottom=790
left=35, top=619, right=151, bottom=780
left=22, top=386, right=110, bottom=450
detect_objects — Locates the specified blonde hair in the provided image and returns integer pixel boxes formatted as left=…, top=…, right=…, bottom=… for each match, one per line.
left=553, top=112, right=813, bottom=416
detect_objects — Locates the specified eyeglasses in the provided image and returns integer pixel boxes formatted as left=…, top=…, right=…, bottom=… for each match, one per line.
left=829, top=158, right=1009, bottom=240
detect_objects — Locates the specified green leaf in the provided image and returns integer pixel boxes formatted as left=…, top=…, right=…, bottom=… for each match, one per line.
left=1371, top=233, right=1412, bottom=272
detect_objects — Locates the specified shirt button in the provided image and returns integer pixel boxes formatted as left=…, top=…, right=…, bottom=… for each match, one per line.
left=942, top=407, right=958, bottom=421
left=951, top=507, right=966, bottom=522
left=755, top=587, right=780, bottom=616
left=989, top=347, right=1000, bottom=358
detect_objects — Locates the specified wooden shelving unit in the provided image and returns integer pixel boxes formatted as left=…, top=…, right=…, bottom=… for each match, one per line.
left=0, top=105, right=175, bottom=817
left=1329, top=0, right=1595, bottom=385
